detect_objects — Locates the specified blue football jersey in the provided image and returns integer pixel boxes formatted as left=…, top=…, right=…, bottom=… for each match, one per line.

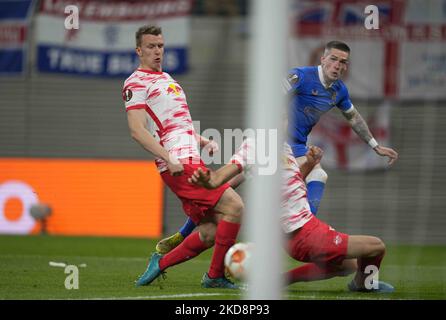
left=286, top=66, right=353, bottom=157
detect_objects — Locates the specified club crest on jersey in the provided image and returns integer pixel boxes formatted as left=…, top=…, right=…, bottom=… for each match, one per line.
left=288, top=73, right=299, bottom=85
left=167, top=83, right=182, bottom=96
left=311, top=89, right=318, bottom=96
left=123, top=89, right=133, bottom=102
left=334, top=235, right=343, bottom=246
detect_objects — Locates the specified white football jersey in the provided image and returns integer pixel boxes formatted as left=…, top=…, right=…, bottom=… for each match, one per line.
left=231, top=139, right=312, bottom=233
left=281, top=143, right=313, bottom=233
left=123, top=69, right=200, bottom=172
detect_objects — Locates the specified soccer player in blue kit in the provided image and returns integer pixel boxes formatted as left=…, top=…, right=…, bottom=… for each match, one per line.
left=285, top=41, right=398, bottom=215
left=155, top=40, right=399, bottom=254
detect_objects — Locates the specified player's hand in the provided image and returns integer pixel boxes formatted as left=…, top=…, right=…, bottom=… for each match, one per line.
left=167, top=156, right=184, bottom=176
left=374, top=146, right=398, bottom=166
left=188, top=167, right=217, bottom=189
left=306, top=145, right=324, bottom=166
left=203, top=139, right=219, bottom=156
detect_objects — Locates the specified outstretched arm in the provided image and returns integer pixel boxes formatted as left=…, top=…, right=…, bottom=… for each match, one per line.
left=227, top=172, right=246, bottom=189
left=127, top=109, right=184, bottom=176
left=342, top=107, right=398, bottom=165
left=195, top=134, right=219, bottom=156
left=188, top=164, right=241, bottom=189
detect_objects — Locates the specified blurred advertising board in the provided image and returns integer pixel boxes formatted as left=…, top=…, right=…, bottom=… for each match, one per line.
left=0, top=158, right=163, bottom=238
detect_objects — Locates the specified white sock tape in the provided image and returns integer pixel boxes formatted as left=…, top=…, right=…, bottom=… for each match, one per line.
left=305, top=167, right=328, bottom=183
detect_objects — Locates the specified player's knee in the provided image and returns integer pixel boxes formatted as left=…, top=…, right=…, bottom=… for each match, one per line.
left=201, top=236, right=215, bottom=247
left=367, top=236, right=386, bottom=257
left=226, top=194, right=244, bottom=218
left=224, top=202, right=243, bottom=223
left=232, top=198, right=244, bottom=217
left=375, top=237, right=386, bottom=255
left=216, top=189, right=244, bottom=223
left=199, top=224, right=216, bottom=247
left=305, top=167, right=328, bottom=184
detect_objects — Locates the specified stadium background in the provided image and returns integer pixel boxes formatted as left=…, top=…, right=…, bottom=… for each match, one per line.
left=0, top=0, right=445, bottom=247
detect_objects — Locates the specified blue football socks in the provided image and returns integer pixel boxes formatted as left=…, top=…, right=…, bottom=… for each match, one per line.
left=306, top=181, right=326, bottom=215
left=179, top=218, right=197, bottom=238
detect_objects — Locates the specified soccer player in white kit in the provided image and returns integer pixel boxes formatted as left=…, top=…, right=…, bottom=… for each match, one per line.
left=188, top=138, right=395, bottom=293
left=124, top=26, right=243, bottom=289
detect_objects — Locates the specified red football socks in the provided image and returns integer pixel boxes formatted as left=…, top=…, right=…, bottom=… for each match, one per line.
left=158, top=231, right=210, bottom=271
left=207, top=220, right=240, bottom=279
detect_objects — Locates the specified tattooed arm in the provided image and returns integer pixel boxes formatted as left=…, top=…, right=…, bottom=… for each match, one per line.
left=342, top=107, right=398, bottom=165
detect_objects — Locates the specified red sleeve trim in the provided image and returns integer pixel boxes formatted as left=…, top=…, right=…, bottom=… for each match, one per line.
left=126, top=104, right=147, bottom=111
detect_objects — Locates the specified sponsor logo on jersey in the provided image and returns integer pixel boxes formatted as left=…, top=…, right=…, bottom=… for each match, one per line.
left=167, top=83, right=182, bottom=96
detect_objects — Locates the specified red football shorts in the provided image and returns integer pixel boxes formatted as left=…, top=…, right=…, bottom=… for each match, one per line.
left=286, top=216, right=349, bottom=266
left=161, top=159, right=230, bottom=225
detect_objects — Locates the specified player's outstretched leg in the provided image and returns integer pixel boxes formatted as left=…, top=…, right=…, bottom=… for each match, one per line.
left=135, top=252, right=164, bottom=286
left=155, top=218, right=197, bottom=254
left=346, top=235, right=394, bottom=293
left=202, top=189, right=243, bottom=290
left=286, top=259, right=356, bottom=285
left=137, top=230, right=213, bottom=286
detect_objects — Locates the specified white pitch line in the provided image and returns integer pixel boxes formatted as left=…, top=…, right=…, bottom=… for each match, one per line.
left=1, top=254, right=215, bottom=265
left=68, top=292, right=401, bottom=301
left=77, top=293, right=242, bottom=300
left=1, top=254, right=146, bottom=262
left=284, top=294, right=393, bottom=300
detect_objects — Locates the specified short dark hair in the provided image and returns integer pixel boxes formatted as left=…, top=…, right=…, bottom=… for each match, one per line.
left=135, top=25, right=162, bottom=47
left=324, top=41, right=350, bottom=54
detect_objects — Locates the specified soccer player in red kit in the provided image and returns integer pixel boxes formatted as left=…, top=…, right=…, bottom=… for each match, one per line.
left=189, top=138, right=394, bottom=293
left=123, top=25, right=243, bottom=289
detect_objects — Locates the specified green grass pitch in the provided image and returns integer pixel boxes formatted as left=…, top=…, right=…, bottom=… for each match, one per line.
left=0, top=235, right=445, bottom=300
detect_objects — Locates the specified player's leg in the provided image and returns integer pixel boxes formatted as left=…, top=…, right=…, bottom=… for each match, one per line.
left=155, top=174, right=244, bottom=254
left=137, top=164, right=221, bottom=286
left=305, top=163, right=328, bottom=215
left=286, top=259, right=356, bottom=284
left=345, top=235, right=393, bottom=292
left=136, top=218, right=216, bottom=287
left=158, top=220, right=216, bottom=270
left=155, top=217, right=197, bottom=254
left=295, top=152, right=328, bottom=215
left=284, top=217, right=354, bottom=285
left=202, top=187, right=243, bottom=289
